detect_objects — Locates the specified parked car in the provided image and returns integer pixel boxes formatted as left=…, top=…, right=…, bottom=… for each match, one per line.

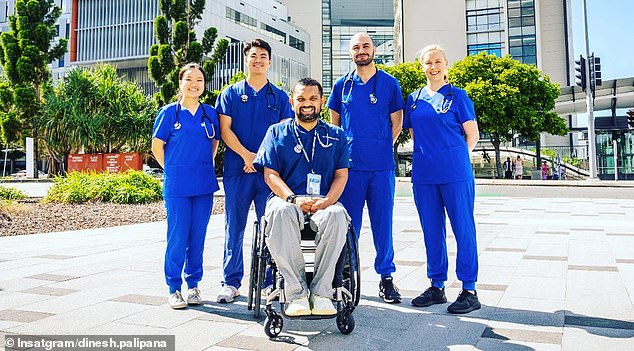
left=10, top=170, right=49, bottom=178
left=145, top=168, right=164, bottom=178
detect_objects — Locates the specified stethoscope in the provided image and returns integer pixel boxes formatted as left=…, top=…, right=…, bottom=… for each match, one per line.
left=341, top=68, right=379, bottom=105
left=292, top=120, right=339, bottom=171
left=240, top=80, right=277, bottom=111
left=410, top=84, right=454, bottom=113
left=173, top=103, right=215, bottom=139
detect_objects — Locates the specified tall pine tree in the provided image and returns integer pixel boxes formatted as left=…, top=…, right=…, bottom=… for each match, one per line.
left=148, top=0, right=228, bottom=105
left=0, top=0, right=67, bottom=178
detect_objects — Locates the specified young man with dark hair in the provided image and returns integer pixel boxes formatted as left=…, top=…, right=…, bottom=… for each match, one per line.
left=215, top=39, right=293, bottom=303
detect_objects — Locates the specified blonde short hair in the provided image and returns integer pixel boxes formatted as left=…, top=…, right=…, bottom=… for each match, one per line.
left=417, top=44, right=448, bottom=64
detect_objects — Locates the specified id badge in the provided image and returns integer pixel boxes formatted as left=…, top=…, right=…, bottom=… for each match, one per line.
left=306, top=173, right=321, bottom=195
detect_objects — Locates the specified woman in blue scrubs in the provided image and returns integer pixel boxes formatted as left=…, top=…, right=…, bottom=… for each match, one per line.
left=404, top=45, right=481, bottom=314
left=152, top=63, right=221, bottom=309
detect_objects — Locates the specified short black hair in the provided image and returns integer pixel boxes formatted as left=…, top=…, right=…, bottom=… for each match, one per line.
left=293, top=78, right=323, bottom=97
left=243, top=39, right=272, bottom=58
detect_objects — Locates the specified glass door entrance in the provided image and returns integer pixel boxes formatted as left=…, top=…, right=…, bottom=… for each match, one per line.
left=596, top=131, right=634, bottom=180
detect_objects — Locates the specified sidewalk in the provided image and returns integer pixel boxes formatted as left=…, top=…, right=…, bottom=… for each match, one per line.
left=1, top=194, right=634, bottom=350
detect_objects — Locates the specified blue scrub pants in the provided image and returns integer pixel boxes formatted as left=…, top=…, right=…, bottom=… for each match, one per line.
left=412, top=179, right=478, bottom=291
left=339, top=169, right=396, bottom=277
left=222, top=173, right=269, bottom=289
left=164, top=194, right=214, bottom=294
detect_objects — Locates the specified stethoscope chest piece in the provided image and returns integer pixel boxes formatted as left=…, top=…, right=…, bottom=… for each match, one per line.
left=293, top=144, right=302, bottom=153
left=241, top=94, right=248, bottom=103
left=369, top=93, right=377, bottom=104
left=174, top=121, right=182, bottom=130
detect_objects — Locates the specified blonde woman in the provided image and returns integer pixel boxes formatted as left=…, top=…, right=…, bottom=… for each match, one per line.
left=404, top=45, right=481, bottom=314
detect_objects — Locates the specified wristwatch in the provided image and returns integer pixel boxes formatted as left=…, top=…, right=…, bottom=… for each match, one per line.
left=286, top=194, right=297, bottom=203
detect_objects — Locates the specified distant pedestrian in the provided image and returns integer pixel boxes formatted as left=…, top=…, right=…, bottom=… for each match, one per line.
left=513, top=156, right=523, bottom=179
left=541, top=161, right=549, bottom=180
left=152, top=63, right=221, bottom=309
left=503, top=157, right=513, bottom=179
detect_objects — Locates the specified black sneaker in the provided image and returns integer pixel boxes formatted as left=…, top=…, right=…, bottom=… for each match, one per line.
left=379, top=276, right=401, bottom=304
left=447, top=290, right=481, bottom=314
left=411, top=287, right=447, bottom=307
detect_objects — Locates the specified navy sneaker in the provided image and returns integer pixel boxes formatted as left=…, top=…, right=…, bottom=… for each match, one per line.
left=412, top=287, right=447, bottom=307
left=379, top=276, right=401, bottom=304
left=447, top=290, right=481, bottom=314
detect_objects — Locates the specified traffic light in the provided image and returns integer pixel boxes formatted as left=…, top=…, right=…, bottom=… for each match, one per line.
left=589, top=54, right=602, bottom=95
left=574, top=55, right=586, bottom=91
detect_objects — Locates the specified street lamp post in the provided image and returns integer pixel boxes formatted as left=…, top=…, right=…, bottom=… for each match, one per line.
left=582, top=0, right=598, bottom=179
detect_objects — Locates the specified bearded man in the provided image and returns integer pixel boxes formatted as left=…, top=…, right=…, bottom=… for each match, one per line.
left=253, top=78, right=351, bottom=316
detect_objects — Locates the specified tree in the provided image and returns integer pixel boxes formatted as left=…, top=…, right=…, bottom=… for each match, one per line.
left=148, top=0, right=229, bottom=105
left=41, top=64, right=157, bottom=173
left=449, top=52, right=567, bottom=178
left=377, top=61, right=427, bottom=167
left=0, top=0, right=68, bottom=178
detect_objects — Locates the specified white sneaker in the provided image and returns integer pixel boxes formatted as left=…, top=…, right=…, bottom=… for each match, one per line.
left=285, top=296, right=311, bottom=317
left=187, top=288, right=202, bottom=305
left=310, top=294, right=336, bottom=316
left=168, top=291, right=187, bottom=309
left=216, top=285, right=240, bottom=303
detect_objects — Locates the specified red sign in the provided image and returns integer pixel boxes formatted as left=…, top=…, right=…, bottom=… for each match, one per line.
left=66, top=152, right=142, bottom=173
left=67, top=153, right=103, bottom=172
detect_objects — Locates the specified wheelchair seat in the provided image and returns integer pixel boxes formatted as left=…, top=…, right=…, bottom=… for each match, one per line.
left=247, top=213, right=360, bottom=338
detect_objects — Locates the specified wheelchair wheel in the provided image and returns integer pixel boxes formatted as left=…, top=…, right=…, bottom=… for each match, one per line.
left=264, top=311, right=283, bottom=338
left=345, top=225, right=361, bottom=309
left=253, top=230, right=268, bottom=319
left=247, top=220, right=260, bottom=312
left=336, top=308, right=355, bottom=335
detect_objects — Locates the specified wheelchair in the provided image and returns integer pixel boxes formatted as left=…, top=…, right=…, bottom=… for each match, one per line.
left=247, top=213, right=361, bottom=338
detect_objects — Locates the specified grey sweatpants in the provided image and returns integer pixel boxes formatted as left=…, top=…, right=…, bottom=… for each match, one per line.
left=264, top=196, right=349, bottom=302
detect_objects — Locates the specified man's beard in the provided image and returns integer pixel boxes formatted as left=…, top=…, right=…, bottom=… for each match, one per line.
left=354, top=53, right=374, bottom=66
left=297, top=107, right=320, bottom=123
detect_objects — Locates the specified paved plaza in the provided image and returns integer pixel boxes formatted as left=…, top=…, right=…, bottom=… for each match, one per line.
left=1, top=182, right=634, bottom=350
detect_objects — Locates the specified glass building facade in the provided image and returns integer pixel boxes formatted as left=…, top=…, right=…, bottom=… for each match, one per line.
left=466, top=0, right=537, bottom=65
left=321, top=0, right=395, bottom=93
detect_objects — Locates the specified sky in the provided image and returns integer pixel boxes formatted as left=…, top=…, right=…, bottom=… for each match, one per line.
left=571, top=0, right=634, bottom=81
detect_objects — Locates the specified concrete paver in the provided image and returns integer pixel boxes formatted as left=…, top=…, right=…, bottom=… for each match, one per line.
left=1, top=190, right=634, bottom=350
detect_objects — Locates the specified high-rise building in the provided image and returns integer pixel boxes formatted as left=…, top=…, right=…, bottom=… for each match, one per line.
left=1, top=0, right=310, bottom=92
left=283, top=0, right=575, bottom=145
left=0, top=0, right=72, bottom=80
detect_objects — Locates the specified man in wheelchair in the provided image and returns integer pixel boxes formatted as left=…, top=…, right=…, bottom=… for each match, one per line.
left=253, top=78, right=351, bottom=317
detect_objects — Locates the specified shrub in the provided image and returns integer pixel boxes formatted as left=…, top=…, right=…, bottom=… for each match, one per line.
left=0, top=185, right=27, bottom=200
left=44, top=171, right=162, bottom=204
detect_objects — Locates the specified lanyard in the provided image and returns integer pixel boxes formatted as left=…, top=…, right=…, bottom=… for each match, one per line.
left=292, top=121, right=317, bottom=174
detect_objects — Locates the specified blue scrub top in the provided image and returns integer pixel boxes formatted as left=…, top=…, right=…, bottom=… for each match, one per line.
left=152, top=102, right=221, bottom=197
left=254, top=119, right=351, bottom=196
left=326, top=69, right=405, bottom=171
left=215, top=80, right=294, bottom=176
left=403, top=84, right=476, bottom=184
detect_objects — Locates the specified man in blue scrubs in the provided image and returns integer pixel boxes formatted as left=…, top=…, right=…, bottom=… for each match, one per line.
left=216, top=39, right=293, bottom=303
left=327, top=32, right=404, bottom=303
left=254, top=78, right=351, bottom=316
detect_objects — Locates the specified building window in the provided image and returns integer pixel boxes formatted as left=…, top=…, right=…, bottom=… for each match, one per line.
left=507, top=0, right=537, bottom=65
left=59, top=55, right=64, bottom=67
left=468, top=43, right=502, bottom=57
left=65, top=22, right=70, bottom=39
left=226, top=7, right=257, bottom=31
left=260, top=23, right=286, bottom=43
left=289, top=35, right=305, bottom=52
left=466, top=8, right=502, bottom=32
